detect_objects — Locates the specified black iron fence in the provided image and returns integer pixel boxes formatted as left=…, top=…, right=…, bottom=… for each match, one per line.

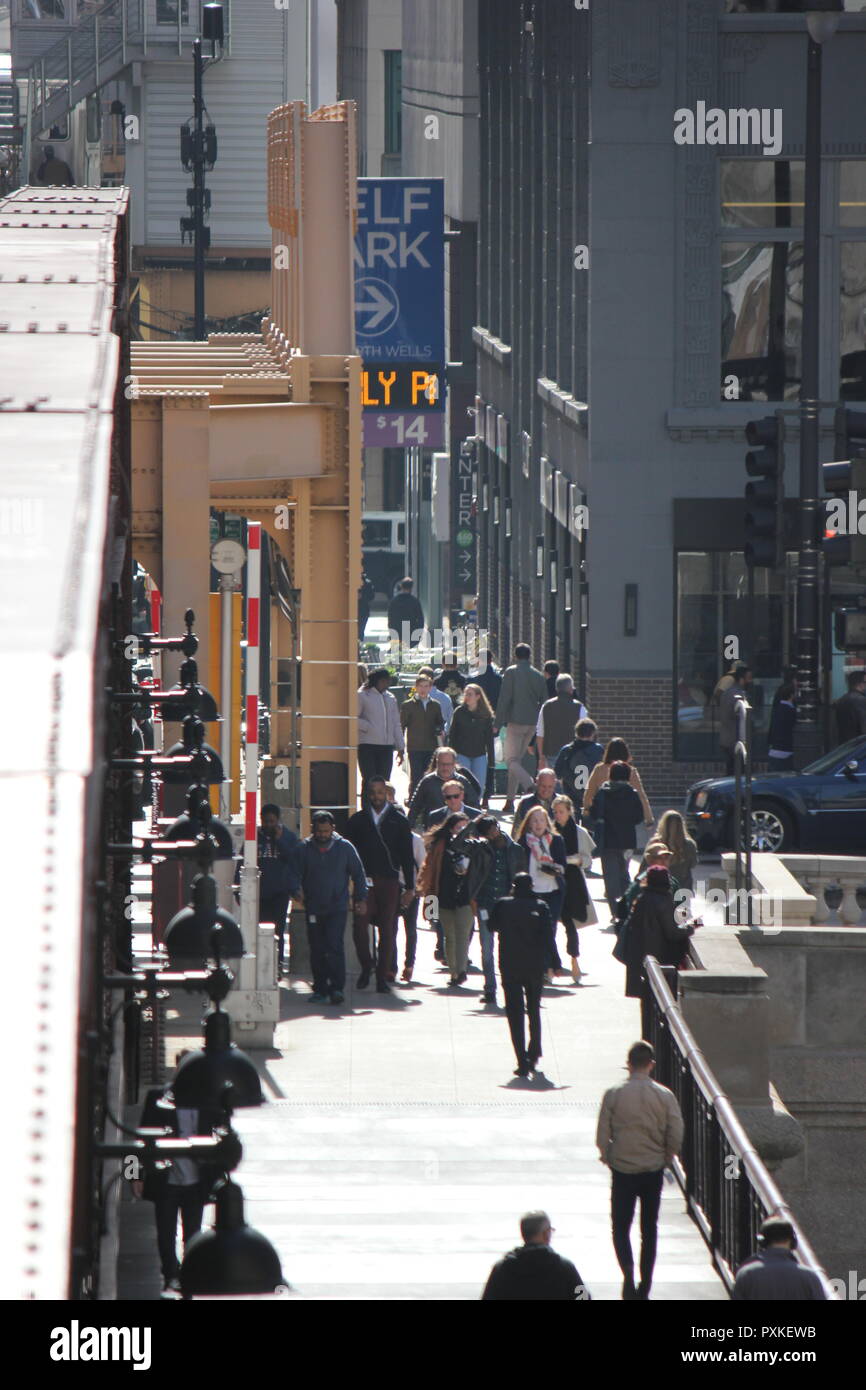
left=641, top=955, right=838, bottom=1298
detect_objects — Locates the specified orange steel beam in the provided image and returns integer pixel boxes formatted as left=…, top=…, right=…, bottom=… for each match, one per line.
left=131, top=100, right=361, bottom=834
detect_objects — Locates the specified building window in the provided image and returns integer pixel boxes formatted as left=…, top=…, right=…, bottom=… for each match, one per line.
left=20, top=0, right=67, bottom=18
left=156, top=0, right=190, bottom=24
left=721, top=159, right=866, bottom=402
left=675, top=551, right=794, bottom=761
left=384, top=51, right=402, bottom=156
left=382, top=448, right=405, bottom=511
left=724, top=2, right=863, bottom=11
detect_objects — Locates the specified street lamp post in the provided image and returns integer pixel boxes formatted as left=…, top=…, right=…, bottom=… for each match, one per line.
left=796, top=7, right=840, bottom=761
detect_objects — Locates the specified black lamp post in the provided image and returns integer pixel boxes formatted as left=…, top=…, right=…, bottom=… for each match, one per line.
left=796, top=4, right=840, bottom=761
left=180, top=5, right=223, bottom=339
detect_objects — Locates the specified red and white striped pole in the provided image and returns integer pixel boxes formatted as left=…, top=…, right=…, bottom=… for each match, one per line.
left=239, top=523, right=261, bottom=982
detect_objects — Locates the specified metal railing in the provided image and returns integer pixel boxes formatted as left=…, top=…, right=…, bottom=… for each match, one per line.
left=641, top=955, right=838, bottom=1298
left=731, top=695, right=754, bottom=924
left=18, top=0, right=210, bottom=134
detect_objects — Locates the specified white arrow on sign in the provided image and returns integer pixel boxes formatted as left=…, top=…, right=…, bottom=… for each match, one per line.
left=355, top=278, right=399, bottom=334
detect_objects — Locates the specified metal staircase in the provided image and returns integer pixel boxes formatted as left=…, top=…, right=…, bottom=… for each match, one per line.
left=17, top=0, right=205, bottom=136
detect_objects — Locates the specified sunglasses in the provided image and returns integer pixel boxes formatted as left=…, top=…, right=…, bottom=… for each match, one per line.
left=444, top=793, right=463, bottom=800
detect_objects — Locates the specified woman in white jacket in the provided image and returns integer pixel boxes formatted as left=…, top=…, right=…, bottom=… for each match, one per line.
left=357, top=668, right=405, bottom=785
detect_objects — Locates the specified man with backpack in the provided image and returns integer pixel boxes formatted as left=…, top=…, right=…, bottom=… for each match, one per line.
left=554, top=718, right=605, bottom=812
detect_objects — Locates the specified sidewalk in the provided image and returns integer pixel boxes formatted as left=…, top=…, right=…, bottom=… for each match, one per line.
left=117, top=761, right=727, bottom=1301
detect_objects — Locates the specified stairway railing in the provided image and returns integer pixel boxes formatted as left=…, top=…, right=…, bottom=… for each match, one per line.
left=641, top=955, right=838, bottom=1298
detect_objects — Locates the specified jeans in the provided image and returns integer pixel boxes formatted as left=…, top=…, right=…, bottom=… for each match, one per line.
left=261, top=893, right=290, bottom=966
left=611, top=1168, right=665, bottom=1293
left=601, top=850, right=631, bottom=910
left=154, top=1185, right=204, bottom=1281
left=477, top=909, right=497, bottom=995
left=536, top=887, right=564, bottom=970
left=354, top=876, right=400, bottom=986
left=408, top=749, right=434, bottom=794
left=502, top=976, right=543, bottom=1067
left=307, top=910, right=348, bottom=994
left=439, top=904, right=474, bottom=978
left=460, top=754, right=489, bottom=797
left=503, top=724, right=537, bottom=799
left=358, top=744, right=394, bottom=786
left=391, top=894, right=419, bottom=972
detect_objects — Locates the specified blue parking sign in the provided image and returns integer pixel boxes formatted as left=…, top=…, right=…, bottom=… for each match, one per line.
left=354, top=179, right=445, bottom=368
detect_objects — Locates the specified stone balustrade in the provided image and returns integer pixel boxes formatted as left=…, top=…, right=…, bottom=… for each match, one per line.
left=719, top=851, right=866, bottom=926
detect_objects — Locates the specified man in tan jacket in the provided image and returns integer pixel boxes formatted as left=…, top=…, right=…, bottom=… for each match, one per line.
left=596, top=1040, right=684, bottom=1301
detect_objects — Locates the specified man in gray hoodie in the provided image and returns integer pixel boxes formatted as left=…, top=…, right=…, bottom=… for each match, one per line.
left=493, top=644, right=549, bottom=812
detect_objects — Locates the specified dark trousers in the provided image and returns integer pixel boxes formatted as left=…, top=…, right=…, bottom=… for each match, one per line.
left=307, top=910, right=348, bottom=994
left=358, top=744, right=394, bottom=785
left=353, top=876, right=400, bottom=985
left=392, top=894, right=419, bottom=971
left=154, top=1186, right=204, bottom=1281
left=408, top=749, right=433, bottom=794
left=611, top=1168, right=665, bottom=1293
left=601, top=849, right=630, bottom=909
left=536, top=887, right=564, bottom=970
left=502, top=975, right=543, bottom=1068
left=261, top=893, right=290, bottom=966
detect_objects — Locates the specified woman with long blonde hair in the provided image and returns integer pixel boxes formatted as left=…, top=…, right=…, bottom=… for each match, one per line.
left=515, top=805, right=568, bottom=982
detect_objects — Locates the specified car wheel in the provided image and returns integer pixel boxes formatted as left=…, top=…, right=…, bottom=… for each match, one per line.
left=747, top=801, right=795, bottom=853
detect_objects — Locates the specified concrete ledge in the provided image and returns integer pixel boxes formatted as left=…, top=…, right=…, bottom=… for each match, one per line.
left=721, top=852, right=817, bottom=924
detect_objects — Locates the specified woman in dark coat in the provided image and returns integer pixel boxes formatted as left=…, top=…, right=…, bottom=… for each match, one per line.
left=551, top=794, right=593, bottom=983
left=622, top=866, right=695, bottom=999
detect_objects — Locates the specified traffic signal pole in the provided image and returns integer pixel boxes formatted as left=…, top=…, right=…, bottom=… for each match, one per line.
left=193, top=37, right=205, bottom=341
left=794, top=30, right=825, bottom=763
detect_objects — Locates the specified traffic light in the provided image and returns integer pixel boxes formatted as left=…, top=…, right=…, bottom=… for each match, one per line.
left=822, top=407, right=866, bottom=568
left=744, top=412, right=785, bottom=568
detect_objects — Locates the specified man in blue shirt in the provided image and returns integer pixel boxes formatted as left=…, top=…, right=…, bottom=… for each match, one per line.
left=296, top=811, right=368, bottom=1005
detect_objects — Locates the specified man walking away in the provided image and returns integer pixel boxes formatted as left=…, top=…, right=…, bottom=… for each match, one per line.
left=345, top=777, right=416, bottom=994
left=593, top=762, right=643, bottom=912
left=833, top=668, right=866, bottom=746
left=494, top=644, right=549, bottom=814
left=296, top=811, right=368, bottom=1005
left=387, top=576, right=425, bottom=656
left=482, top=1211, right=590, bottom=1301
left=731, top=1216, right=827, bottom=1301
left=543, top=661, right=560, bottom=699
left=718, top=662, right=753, bottom=775
left=473, top=816, right=527, bottom=1006
left=536, top=674, right=587, bottom=768
left=554, top=718, right=605, bottom=812
left=357, top=668, right=405, bottom=785
left=489, top=873, right=550, bottom=1076
left=473, top=649, right=503, bottom=708
left=596, top=1040, right=684, bottom=1300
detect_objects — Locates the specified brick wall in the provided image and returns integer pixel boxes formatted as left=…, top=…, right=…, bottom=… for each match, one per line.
left=585, top=674, right=727, bottom=813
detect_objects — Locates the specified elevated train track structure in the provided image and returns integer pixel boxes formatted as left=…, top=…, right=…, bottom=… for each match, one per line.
left=0, top=184, right=132, bottom=1299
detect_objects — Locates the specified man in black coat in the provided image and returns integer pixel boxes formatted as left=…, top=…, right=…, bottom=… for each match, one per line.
left=592, top=761, right=644, bottom=911
left=833, top=669, right=866, bottom=745
left=387, top=577, right=425, bottom=652
left=622, top=867, right=695, bottom=999
left=732, top=1217, right=827, bottom=1301
left=345, top=776, right=416, bottom=993
left=482, top=1210, right=590, bottom=1301
left=489, top=873, right=551, bottom=1076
